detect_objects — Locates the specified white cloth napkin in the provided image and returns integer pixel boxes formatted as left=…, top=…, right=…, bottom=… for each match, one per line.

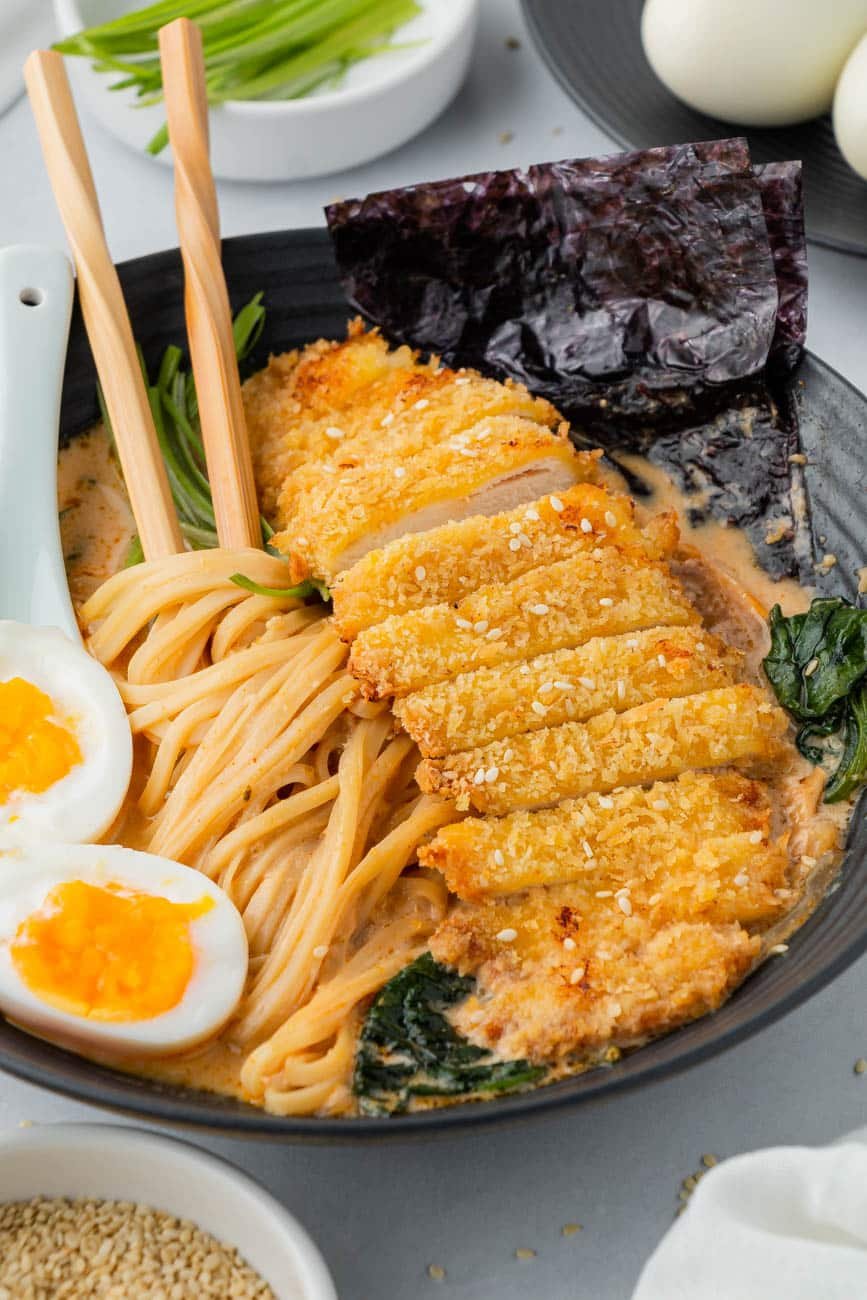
left=0, top=1, right=58, bottom=119
left=633, top=1129, right=867, bottom=1298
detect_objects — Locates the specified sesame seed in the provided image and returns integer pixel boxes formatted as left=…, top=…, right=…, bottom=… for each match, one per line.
left=626, top=638, right=639, bottom=649
left=519, top=664, right=531, bottom=674
left=804, top=657, right=819, bottom=677
left=604, top=510, right=618, bottom=528
left=486, top=627, right=503, bottom=640
left=414, top=565, right=427, bottom=582
left=493, top=849, right=505, bottom=867
left=428, top=1263, right=447, bottom=1281
left=496, top=928, right=518, bottom=943
left=509, top=521, right=522, bottom=534
left=578, top=840, right=591, bottom=859
left=414, top=398, right=430, bottom=410
left=563, top=937, right=577, bottom=951
left=515, top=1247, right=536, bottom=1260
left=485, top=766, right=500, bottom=783
left=580, top=517, right=593, bottom=533
left=474, top=620, right=489, bottom=634
left=617, top=895, right=633, bottom=916
left=733, top=872, right=749, bottom=886
left=599, top=597, right=614, bottom=607
left=696, top=641, right=705, bottom=651
left=530, top=603, right=549, bottom=615
left=539, top=681, right=555, bottom=694
left=455, top=376, right=470, bottom=385
left=456, top=616, right=472, bottom=630
left=313, top=944, right=329, bottom=958
left=648, top=892, right=662, bottom=905
left=525, top=508, right=540, bottom=522
left=381, top=411, right=394, bottom=426
left=657, top=653, right=667, bottom=668
left=325, top=425, right=345, bottom=440
left=748, top=830, right=763, bottom=844
left=578, top=676, right=595, bottom=690
left=598, top=795, right=614, bottom=809
left=554, top=680, right=572, bottom=690
left=473, top=767, right=486, bottom=785
left=531, top=700, right=547, bottom=716
left=502, top=748, right=514, bottom=762
left=509, top=537, right=522, bottom=551
left=569, top=966, right=585, bottom=985
left=519, top=532, right=532, bottom=547
left=596, top=889, right=613, bottom=898
left=768, top=943, right=789, bottom=955
left=652, top=798, right=669, bottom=811
left=549, top=495, right=565, bottom=512
left=702, top=1154, right=718, bottom=1168
left=616, top=679, right=626, bottom=700
left=855, top=1059, right=867, bottom=1075
left=562, top=1223, right=583, bottom=1237
left=394, top=465, right=406, bottom=478
left=459, top=447, right=476, bottom=456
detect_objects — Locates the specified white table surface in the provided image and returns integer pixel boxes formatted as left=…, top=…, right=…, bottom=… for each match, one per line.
left=2, top=3, right=867, bottom=1297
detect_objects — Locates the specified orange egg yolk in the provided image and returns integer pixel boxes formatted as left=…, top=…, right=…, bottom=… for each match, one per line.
left=0, top=677, right=82, bottom=806
left=10, top=881, right=213, bottom=1022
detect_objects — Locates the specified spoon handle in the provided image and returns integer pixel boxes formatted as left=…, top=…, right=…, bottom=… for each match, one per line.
left=0, top=245, right=78, bottom=640
left=159, top=18, right=261, bottom=551
left=24, top=50, right=184, bottom=562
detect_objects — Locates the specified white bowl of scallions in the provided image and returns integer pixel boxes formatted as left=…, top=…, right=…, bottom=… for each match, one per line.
left=52, top=0, right=479, bottom=182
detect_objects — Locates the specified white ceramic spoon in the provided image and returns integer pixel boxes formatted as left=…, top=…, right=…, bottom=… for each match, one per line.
left=0, top=245, right=133, bottom=845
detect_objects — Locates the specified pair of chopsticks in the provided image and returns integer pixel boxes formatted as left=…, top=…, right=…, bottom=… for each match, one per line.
left=23, top=21, right=259, bottom=560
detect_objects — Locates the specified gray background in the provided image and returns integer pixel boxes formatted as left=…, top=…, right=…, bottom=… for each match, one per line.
left=1, top=2, right=867, bottom=1296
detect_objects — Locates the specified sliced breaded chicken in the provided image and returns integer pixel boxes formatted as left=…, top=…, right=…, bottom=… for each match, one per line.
left=430, top=886, right=760, bottom=1063
left=243, top=321, right=425, bottom=519
left=280, top=371, right=560, bottom=522
left=396, top=626, right=740, bottom=757
left=273, top=417, right=594, bottom=584
left=349, top=548, right=699, bottom=699
left=331, top=482, right=681, bottom=639
left=419, top=770, right=791, bottom=922
left=416, top=684, right=789, bottom=814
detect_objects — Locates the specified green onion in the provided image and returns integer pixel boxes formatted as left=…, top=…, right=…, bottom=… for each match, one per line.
left=229, top=572, right=331, bottom=602
left=99, top=293, right=270, bottom=563
left=54, top=0, right=423, bottom=154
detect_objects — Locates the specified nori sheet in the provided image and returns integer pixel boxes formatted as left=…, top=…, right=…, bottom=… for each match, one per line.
left=326, top=138, right=810, bottom=579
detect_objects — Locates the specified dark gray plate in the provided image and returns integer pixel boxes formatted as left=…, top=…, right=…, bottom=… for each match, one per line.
left=3, top=228, right=864, bottom=1140
left=522, top=0, right=867, bottom=256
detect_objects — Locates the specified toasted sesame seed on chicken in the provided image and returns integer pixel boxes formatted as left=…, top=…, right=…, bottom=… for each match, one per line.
left=331, top=482, right=680, bottom=639
left=395, top=626, right=741, bottom=757
left=273, top=416, right=595, bottom=584
left=416, top=684, right=789, bottom=814
left=349, top=547, right=699, bottom=699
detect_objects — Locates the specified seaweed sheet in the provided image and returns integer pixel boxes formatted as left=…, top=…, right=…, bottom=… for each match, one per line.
left=326, top=139, right=810, bottom=580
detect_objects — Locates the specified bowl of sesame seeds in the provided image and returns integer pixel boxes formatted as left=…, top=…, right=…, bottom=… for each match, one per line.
left=0, top=1123, right=336, bottom=1299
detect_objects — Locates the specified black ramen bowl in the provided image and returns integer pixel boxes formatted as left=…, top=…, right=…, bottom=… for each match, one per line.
left=3, top=228, right=865, bottom=1140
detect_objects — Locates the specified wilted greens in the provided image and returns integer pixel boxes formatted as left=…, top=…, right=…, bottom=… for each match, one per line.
left=353, top=952, right=544, bottom=1115
left=54, top=0, right=422, bottom=155
left=764, top=597, right=867, bottom=803
left=229, top=572, right=330, bottom=602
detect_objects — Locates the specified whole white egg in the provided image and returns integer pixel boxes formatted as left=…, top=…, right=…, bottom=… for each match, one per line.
left=641, top=0, right=867, bottom=126
left=0, top=842, right=248, bottom=1057
left=834, top=32, right=867, bottom=179
left=0, top=621, right=132, bottom=844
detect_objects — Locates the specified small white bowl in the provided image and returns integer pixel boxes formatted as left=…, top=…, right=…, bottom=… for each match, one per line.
left=0, top=1123, right=337, bottom=1300
left=52, top=0, right=479, bottom=182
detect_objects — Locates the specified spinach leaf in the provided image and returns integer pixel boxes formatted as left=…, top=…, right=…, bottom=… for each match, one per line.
left=764, top=597, right=867, bottom=803
left=229, top=573, right=330, bottom=603
left=353, top=952, right=544, bottom=1115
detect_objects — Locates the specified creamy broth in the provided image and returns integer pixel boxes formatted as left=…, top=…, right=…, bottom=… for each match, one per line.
left=54, top=424, right=853, bottom=1112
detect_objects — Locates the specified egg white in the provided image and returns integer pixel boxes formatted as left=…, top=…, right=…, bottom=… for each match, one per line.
left=0, top=621, right=133, bottom=845
left=834, top=33, right=867, bottom=180
left=0, top=842, right=248, bottom=1057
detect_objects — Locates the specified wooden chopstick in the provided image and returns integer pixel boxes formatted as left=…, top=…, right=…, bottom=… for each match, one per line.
left=158, top=18, right=261, bottom=552
left=24, top=51, right=184, bottom=562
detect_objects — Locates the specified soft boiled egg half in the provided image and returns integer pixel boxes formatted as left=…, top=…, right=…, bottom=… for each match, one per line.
left=0, top=620, right=132, bottom=844
left=0, top=842, right=248, bottom=1056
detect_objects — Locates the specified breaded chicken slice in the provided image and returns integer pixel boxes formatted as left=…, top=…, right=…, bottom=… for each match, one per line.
left=273, top=417, right=594, bottom=584
left=420, top=771, right=792, bottom=924
left=416, top=684, right=789, bottom=814
left=396, top=626, right=740, bottom=757
left=280, top=370, right=560, bottom=522
left=242, top=321, right=424, bottom=518
left=349, top=547, right=698, bottom=699
left=331, top=482, right=680, bottom=639
left=430, top=885, right=760, bottom=1063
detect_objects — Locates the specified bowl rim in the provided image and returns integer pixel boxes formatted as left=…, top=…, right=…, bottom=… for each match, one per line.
left=52, top=0, right=480, bottom=117
left=5, top=225, right=867, bottom=1142
left=0, top=1121, right=337, bottom=1298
